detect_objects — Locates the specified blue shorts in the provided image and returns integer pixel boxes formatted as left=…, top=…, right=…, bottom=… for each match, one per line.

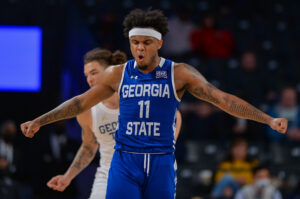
left=106, top=150, right=177, bottom=199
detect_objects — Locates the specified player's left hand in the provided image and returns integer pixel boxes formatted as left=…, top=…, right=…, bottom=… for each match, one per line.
left=47, top=175, right=71, bottom=192
left=20, top=120, right=40, bottom=138
left=270, top=118, right=288, bottom=134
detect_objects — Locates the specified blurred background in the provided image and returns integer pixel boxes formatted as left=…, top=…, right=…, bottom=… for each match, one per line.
left=0, top=0, right=300, bottom=198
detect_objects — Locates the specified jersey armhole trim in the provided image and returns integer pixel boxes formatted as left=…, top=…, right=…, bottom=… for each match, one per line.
left=90, top=106, right=96, bottom=133
left=171, top=62, right=181, bottom=102
left=118, top=62, right=127, bottom=96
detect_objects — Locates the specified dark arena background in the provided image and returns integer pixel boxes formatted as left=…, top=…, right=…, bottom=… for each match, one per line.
left=0, top=0, right=300, bottom=198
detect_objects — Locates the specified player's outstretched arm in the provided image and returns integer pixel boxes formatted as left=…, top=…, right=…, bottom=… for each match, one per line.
left=21, top=65, right=123, bottom=138
left=47, top=110, right=98, bottom=192
left=175, top=63, right=288, bottom=134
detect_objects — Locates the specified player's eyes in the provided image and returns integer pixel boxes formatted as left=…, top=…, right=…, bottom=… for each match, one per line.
left=144, top=40, right=152, bottom=45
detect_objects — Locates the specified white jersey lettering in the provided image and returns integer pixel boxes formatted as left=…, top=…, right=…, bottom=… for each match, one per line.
left=122, top=84, right=170, bottom=99
left=125, top=121, right=161, bottom=137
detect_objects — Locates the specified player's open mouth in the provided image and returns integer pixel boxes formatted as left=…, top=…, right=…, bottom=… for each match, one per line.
left=138, top=55, right=144, bottom=62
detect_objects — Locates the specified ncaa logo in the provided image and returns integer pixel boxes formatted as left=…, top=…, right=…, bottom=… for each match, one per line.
left=155, top=70, right=168, bottom=79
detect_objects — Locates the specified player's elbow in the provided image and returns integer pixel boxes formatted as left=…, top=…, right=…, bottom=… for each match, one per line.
left=82, top=142, right=98, bottom=156
left=76, top=94, right=92, bottom=114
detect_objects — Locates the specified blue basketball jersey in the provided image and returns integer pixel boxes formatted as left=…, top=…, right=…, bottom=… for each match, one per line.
left=116, top=58, right=180, bottom=153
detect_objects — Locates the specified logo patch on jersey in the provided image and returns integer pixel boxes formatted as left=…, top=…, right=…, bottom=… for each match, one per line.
left=101, top=115, right=107, bottom=121
left=155, top=70, right=168, bottom=79
left=130, top=75, right=138, bottom=79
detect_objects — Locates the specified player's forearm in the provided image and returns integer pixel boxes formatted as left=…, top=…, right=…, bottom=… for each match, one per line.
left=190, top=82, right=272, bottom=125
left=65, top=143, right=98, bottom=180
left=219, top=94, right=272, bottom=125
left=34, top=96, right=84, bottom=127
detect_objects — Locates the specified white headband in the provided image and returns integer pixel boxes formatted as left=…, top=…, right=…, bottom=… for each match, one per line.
left=129, top=28, right=162, bottom=40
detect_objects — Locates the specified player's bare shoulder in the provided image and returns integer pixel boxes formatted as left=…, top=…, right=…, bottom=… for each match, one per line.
left=174, top=62, right=206, bottom=79
left=173, top=62, right=196, bottom=87
left=173, top=62, right=209, bottom=98
left=172, top=63, right=187, bottom=98
left=100, top=63, right=126, bottom=92
left=76, top=109, right=92, bottom=128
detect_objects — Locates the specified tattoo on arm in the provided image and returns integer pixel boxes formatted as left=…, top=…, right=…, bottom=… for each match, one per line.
left=183, top=63, right=270, bottom=124
left=184, top=63, right=220, bottom=104
left=229, top=100, right=269, bottom=124
left=72, top=145, right=95, bottom=171
left=38, top=97, right=82, bottom=126
left=184, top=63, right=207, bottom=82
left=70, top=130, right=97, bottom=172
left=193, top=84, right=220, bottom=105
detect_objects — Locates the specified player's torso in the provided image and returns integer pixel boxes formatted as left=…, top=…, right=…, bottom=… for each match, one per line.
left=91, top=102, right=118, bottom=166
left=116, top=58, right=180, bottom=153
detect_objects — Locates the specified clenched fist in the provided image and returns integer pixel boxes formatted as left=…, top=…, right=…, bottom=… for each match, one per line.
left=47, top=175, right=71, bottom=192
left=270, top=118, right=288, bottom=134
left=20, top=120, right=40, bottom=138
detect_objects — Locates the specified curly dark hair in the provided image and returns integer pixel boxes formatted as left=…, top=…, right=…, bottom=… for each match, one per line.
left=84, top=48, right=127, bottom=68
left=123, top=8, right=169, bottom=38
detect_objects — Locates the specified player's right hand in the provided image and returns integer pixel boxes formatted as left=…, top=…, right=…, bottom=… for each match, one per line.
left=20, top=120, right=40, bottom=138
left=47, top=175, right=71, bottom=192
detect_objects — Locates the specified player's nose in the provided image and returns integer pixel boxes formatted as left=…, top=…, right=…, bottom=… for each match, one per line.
left=87, top=78, right=94, bottom=87
left=137, top=43, right=145, bottom=51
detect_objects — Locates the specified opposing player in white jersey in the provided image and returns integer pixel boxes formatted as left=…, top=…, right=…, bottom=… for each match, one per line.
left=46, top=48, right=125, bottom=198
left=46, top=48, right=183, bottom=198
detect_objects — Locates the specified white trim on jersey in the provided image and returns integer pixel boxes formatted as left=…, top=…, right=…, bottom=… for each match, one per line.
left=99, top=104, right=119, bottom=114
left=91, top=107, right=97, bottom=137
left=159, top=57, right=165, bottom=68
left=134, top=61, right=137, bottom=68
left=118, top=62, right=127, bottom=95
left=134, top=57, right=165, bottom=69
left=171, top=62, right=181, bottom=102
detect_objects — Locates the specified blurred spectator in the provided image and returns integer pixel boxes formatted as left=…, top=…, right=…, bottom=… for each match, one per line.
left=162, top=8, right=195, bottom=57
left=190, top=14, right=235, bottom=59
left=182, top=102, right=219, bottom=140
left=227, top=51, right=277, bottom=106
left=0, top=120, right=33, bottom=199
left=235, top=165, right=282, bottom=199
left=267, top=86, right=300, bottom=143
left=96, top=12, right=122, bottom=50
left=289, top=181, right=300, bottom=199
left=212, top=138, right=259, bottom=199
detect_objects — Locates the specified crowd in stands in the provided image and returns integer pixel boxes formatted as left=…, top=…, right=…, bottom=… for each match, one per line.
left=1, top=0, right=300, bottom=198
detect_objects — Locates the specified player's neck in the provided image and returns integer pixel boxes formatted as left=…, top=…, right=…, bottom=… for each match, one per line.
left=138, top=55, right=161, bottom=73
left=102, top=93, right=119, bottom=109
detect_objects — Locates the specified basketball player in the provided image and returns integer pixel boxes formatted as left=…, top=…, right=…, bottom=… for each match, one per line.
left=46, top=48, right=124, bottom=198
left=21, top=9, right=287, bottom=199
left=45, top=48, right=182, bottom=198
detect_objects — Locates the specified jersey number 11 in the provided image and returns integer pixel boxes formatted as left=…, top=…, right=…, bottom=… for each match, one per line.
left=138, top=100, right=150, bottom=118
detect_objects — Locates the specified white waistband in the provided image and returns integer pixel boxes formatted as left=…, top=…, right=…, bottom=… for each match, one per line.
left=120, top=150, right=169, bottom=155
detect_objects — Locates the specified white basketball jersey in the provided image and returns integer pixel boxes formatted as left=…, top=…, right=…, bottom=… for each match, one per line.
left=91, top=102, right=118, bottom=167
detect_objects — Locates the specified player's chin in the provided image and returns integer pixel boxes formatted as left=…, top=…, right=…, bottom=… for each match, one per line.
left=279, top=129, right=286, bottom=134
left=136, top=58, right=145, bottom=65
left=137, top=63, right=148, bottom=70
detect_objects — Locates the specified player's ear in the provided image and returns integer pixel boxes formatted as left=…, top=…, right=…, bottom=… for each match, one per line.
left=157, top=39, right=163, bottom=50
